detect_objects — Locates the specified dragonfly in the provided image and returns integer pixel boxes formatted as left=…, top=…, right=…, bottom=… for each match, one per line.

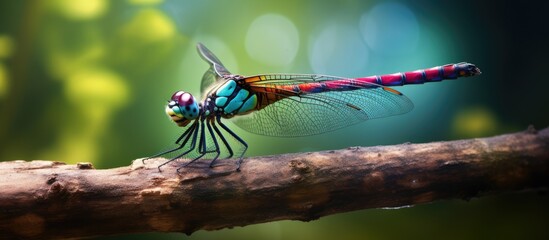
left=145, top=43, right=481, bottom=172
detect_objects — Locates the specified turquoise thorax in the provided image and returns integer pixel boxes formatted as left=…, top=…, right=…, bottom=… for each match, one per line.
left=213, top=80, right=258, bottom=115
left=216, top=80, right=236, bottom=97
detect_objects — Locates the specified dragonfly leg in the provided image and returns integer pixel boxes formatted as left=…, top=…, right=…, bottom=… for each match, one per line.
left=216, top=115, right=248, bottom=171
left=177, top=150, right=208, bottom=173
left=205, top=118, right=221, bottom=168
left=176, top=150, right=206, bottom=173
left=209, top=117, right=234, bottom=166
left=177, top=120, right=208, bottom=173
left=157, top=121, right=200, bottom=171
left=143, top=121, right=198, bottom=164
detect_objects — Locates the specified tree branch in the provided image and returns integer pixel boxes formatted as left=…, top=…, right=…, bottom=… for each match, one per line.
left=1, top=127, right=548, bottom=239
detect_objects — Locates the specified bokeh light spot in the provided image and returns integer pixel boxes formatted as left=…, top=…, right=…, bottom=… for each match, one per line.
left=123, top=9, right=176, bottom=43
left=309, top=23, right=368, bottom=76
left=48, top=43, right=106, bottom=80
left=360, top=3, right=419, bottom=55
left=65, top=68, right=129, bottom=109
left=0, top=35, right=14, bottom=59
left=54, top=0, right=108, bottom=20
left=453, top=106, right=499, bottom=138
left=245, top=14, right=299, bottom=67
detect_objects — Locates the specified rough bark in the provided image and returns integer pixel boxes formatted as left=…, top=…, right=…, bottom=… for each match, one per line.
left=0, top=127, right=548, bottom=239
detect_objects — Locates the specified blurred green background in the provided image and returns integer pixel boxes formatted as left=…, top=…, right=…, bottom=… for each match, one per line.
left=1, top=0, right=548, bottom=239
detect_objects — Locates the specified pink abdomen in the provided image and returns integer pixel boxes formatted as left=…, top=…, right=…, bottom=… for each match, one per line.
left=289, top=62, right=480, bottom=94
left=355, top=62, right=480, bottom=86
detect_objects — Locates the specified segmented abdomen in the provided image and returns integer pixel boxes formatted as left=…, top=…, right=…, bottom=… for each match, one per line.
left=278, top=62, right=480, bottom=94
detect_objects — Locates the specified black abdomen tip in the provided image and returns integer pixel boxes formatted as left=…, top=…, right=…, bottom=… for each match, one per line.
left=456, top=62, right=481, bottom=77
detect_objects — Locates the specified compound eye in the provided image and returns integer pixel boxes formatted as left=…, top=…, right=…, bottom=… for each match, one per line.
left=177, top=92, right=194, bottom=106
left=171, top=91, right=184, bottom=101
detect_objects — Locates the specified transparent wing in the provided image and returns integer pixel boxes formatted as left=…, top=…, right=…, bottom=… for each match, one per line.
left=233, top=74, right=414, bottom=137
left=197, top=43, right=232, bottom=95
left=197, top=43, right=231, bottom=76
left=244, top=73, right=365, bottom=85
left=200, top=67, right=223, bottom=97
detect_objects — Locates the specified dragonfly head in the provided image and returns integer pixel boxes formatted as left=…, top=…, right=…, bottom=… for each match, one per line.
left=166, top=91, right=200, bottom=127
